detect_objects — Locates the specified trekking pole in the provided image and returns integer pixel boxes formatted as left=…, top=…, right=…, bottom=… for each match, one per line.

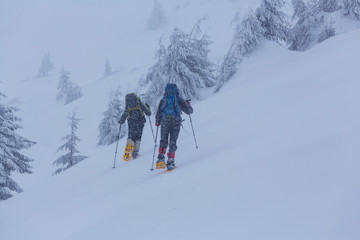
left=112, top=124, right=122, bottom=168
left=150, top=126, right=159, bottom=171
left=148, top=116, right=155, bottom=142
left=189, top=114, right=199, bottom=150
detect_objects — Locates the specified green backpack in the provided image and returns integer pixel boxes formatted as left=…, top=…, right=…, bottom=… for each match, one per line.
left=125, top=93, right=144, bottom=119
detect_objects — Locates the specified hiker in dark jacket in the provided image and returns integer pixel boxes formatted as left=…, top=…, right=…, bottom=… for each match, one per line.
left=119, top=93, right=151, bottom=159
left=155, top=84, right=193, bottom=170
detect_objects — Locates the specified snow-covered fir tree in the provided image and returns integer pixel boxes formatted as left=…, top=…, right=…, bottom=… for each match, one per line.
left=0, top=92, right=35, bottom=201
left=318, top=21, right=336, bottom=43
left=255, top=0, right=291, bottom=43
left=139, top=39, right=167, bottom=107
left=142, top=24, right=216, bottom=106
left=215, top=10, right=265, bottom=93
left=53, top=112, right=87, bottom=175
left=214, top=49, right=241, bottom=94
left=37, top=51, right=55, bottom=78
left=231, top=10, right=266, bottom=56
left=215, top=0, right=292, bottom=93
left=146, top=0, right=167, bottom=30
left=56, top=67, right=83, bottom=105
left=342, top=0, right=360, bottom=20
left=289, top=9, right=324, bottom=51
left=103, top=60, right=113, bottom=77
left=291, top=0, right=308, bottom=20
left=97, top=89, right=126, bottom=146
left=289, top=1, right=338, bottom=51
left=318, top=0, right=340, bottom=13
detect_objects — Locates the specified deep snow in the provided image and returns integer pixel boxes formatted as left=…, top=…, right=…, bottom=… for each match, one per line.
left=0, top=1, right=360, bottom=240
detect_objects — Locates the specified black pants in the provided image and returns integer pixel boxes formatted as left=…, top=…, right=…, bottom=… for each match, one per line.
left=128, top=121, right=145, bottom=142
left=159, top=118, right=181, bottom=153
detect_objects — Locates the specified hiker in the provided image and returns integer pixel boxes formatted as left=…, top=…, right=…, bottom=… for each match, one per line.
left=155, top=83, right=193, bottom=170
left=119, top=93, right=151, bottom=160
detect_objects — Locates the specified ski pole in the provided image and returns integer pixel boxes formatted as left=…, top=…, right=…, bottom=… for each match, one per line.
left=150, top=126, right=159, bottom=171
left=148, top=116, right=155, bottom=142
left=113, top=124, right=122, bottom=168
left=189, top=114, right=199, bottom=150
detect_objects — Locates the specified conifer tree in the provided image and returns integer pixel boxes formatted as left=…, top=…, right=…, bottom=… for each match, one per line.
left=318, top=0, right=340, bottom=13
left=291, top=0, right=308, bottom=20
left=142, top=23, right=215, bottom=105
left=255, top=0, right=291, bottom=42
left=139, top=39, right=167, bottom=107
left=342, top=0, right=360, bottom=20
left=289, top=0, right=338, bottom=51
left=53, top=112, right=87, bottom=175
left=103, top=60, right=113, bottom=77
left=146, top=0, right=167, bottom=30
left=0, top=92, right=35, bottom=200
left=215, top=11, right=264, bottom=92
left=318, top=21, right=336, bottom=43
left=56, top=67, right=83, bottom=105
left=214, top=50, right=242, bottom=94
left=97, top=89, right=126, bottom=146
left=289, top=9, right=322, bottom=51
left=215, top=0, right=292, bottom=92
left=37, top=51, right=55, bottom=78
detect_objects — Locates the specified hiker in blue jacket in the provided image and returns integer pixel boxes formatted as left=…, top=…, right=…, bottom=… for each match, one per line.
left=155, top=84, right=193, bottom=170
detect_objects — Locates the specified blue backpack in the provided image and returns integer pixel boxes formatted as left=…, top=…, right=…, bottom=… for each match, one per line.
left=160, top=84, right=181, bottom=121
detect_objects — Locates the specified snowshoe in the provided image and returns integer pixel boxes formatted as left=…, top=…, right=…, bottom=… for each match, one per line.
left=123, top=143, right=134, bottom=161
left=156, top=159, right=166, bottom=169
left=156, top=154, right=166, bottom=169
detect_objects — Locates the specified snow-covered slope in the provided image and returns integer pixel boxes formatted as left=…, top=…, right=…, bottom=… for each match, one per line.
left=1, top=1, right=360, bottom=240
left=1, top=29, right=359, bottom=240
left=0, top=0, right=252, bottom=188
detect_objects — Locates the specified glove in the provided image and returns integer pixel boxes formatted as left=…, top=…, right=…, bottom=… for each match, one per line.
left=155, top=122, right=160, bottom=126
left=186, top=99, right=191, bottom=106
